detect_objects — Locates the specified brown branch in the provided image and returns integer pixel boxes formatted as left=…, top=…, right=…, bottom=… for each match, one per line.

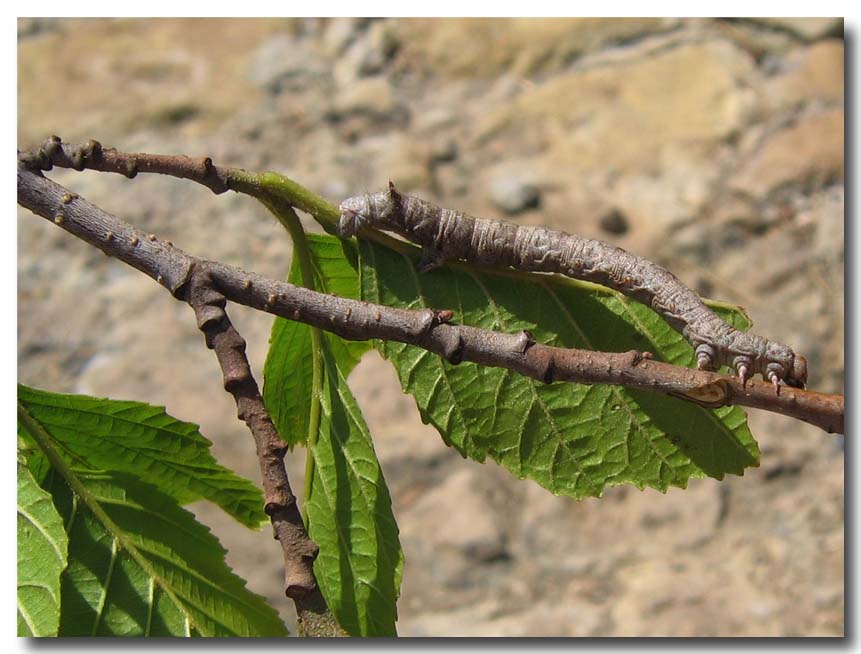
left=18, top=135, right=234, bottom=194
left=184, top=269, right=345, bottom=637
left=15, top=135, right=342, bottom=233
left=18, top=165, right=844, bottom=434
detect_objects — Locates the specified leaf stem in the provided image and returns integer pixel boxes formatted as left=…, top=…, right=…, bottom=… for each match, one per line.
left=257, top=172, right=341, bottom=233
left=262, top=198, right=326, bottom=522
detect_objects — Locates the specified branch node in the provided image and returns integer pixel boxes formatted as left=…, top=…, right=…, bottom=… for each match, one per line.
left=223, top=367, right=247, bottom=391
left=629, top=349, right=653, bottom=366
left=515, top=329, right=536, bottom=354
left=285, top=576, right=317, bottom=601
left=435, top=308, right=454, bottom=324
left=70, top=147, right=86, bottom=171
left=43, top=135, right=62, bottom=159
left=186, top=270, right=228, bottom=330
left=444, top=333, right=465, bottom=365
left=541, top=357, right=556, bottom=384
left=415, top=308, right=436, bottom=336
left=264, top=495, right=296, bottom=516
left=124, top=157, right=139, bottom=179
left=85, top=139, right=103, bottom=162
left=194, top=301, right=226, bottom=330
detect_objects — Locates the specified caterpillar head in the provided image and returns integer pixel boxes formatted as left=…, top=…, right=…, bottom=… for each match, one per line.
left=338, top=182, right=402, bottom=237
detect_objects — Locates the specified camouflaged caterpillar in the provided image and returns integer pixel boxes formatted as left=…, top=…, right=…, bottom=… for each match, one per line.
left=339, top=183, right=807, bottom=389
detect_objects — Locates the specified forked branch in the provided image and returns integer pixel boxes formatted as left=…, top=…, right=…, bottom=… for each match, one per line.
left=184, top=269, right=345, bottom=637
left=17, top=166, right=844, bottom=434
left=17, top=156, right=346, bottom=635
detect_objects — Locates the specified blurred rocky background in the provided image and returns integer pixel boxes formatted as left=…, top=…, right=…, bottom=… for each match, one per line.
left=18, top=17, right=844, bottom=636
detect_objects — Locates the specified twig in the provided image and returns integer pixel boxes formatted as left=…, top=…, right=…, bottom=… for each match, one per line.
left=17, top=136, right=341, bottom=233
left=18, top=135, right=234, bottom=195
left=184, top=269, right=345, bottom=637
left=18, top=166, right=844, bottom=434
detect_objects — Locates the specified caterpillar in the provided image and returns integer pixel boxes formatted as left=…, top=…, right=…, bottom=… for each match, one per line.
left=338, top=182, right=807, bottom=389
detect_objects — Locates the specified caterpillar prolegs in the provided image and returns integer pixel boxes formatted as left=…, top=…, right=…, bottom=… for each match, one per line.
left=339, top=183, right=807, bottom=389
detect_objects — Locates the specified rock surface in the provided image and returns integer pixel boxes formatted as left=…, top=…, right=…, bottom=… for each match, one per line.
left=489, top=174, right=541, bottom=214
left=17, top=18, right=843, bottom=637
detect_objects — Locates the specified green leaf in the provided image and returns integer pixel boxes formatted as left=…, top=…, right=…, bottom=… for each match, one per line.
left=18, top=384, right=265, bottom=529
left=305, top=345, right=403, bottom=636
left=53, top=471, right=287, bottom=636
left=262, top=233, right=401, bottom=634
left=18, top=459, right=68, bottom=637
left=264, top=234, right=371, bottom=447
left=18, top=404, right=289, bottom=637
left=357, top=237, right=759, bottom=498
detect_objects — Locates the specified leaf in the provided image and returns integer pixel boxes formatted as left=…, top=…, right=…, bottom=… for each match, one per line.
left=263, top=235, right=402, bottom=634
left=51, top=471, right=287, bottom=637
left=18, top=400, right=289, bottom=637
left=18, top=459, right=68, bottom=637
left=18, top=384, right=265, bottom=529
left=264, top=234, right=371, bottom=446
left=305, top=345, right=403, bottom=636
left=356, top=237, right=759, bottom=498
